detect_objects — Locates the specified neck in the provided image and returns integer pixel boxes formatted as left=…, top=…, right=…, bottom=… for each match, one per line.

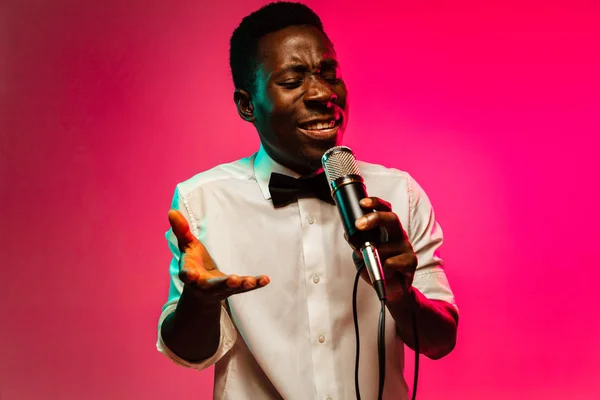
left=263, top=147, right=324, bottom=177
left=283, top=160, right=323, bottom=177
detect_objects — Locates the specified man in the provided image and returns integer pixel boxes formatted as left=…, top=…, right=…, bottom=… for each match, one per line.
left=157, top=2, right=458, bottom=399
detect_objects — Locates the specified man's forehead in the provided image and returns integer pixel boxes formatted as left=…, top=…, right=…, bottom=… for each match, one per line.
left=257, top=25, right=336, bottom=68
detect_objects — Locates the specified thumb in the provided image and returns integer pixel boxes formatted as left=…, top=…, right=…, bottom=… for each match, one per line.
left=168, top=209, right=198, bottom=251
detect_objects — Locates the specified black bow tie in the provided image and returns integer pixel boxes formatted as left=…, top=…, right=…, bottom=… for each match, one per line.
left=268, top=172, right=335, bottom=208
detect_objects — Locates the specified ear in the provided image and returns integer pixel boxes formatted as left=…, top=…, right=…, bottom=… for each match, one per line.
left=234, top=89, right=255, bottom=122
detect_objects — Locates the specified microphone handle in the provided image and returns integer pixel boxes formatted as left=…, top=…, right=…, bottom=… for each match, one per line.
left=332, top=179, right=387, bottom=300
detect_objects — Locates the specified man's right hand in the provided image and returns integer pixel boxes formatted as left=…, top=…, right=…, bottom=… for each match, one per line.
left=168, top=209, right=270, bottom=302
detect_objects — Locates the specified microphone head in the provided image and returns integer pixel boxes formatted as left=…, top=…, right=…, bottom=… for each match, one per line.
left=321, top=146, right=362, bottom=186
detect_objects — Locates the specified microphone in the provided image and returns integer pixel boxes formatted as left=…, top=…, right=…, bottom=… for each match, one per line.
left=321, top=146, right=387, bottom=301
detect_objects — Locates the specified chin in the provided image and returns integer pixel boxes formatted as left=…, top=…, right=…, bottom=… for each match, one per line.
left=299, top=140, right=341, bottom=171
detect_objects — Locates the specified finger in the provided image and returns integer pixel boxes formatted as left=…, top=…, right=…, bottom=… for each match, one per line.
left=198, top=274, right=270, bottom=291
left=383, top=253, right=418, bottom=285
left=228, top=276, right=271, bottom=295
left=254, top=275, right=271, bottom=287
left=168, top=209, right=198, bottom=250
left=374, top=241, right=415, bottom=261
left=170, top=210, right=218, bottom=272
left=190, top=274, right=236, bottom=291
left=226, top=275, right=273, bottom=291
left=194, top=274, right=271, bottom=298
left=225, top=274, right=242, bottom=288
left=241, top=275, right=272, bottom=288
left=241, top=276, right=257, bottom=289
left=359, top=197, right=392, bottom=212
left=178, top=251, right=206, bottom=283
left=355, top=211, right=406, bottom=238
left=179, top=266, right=201, bottom=284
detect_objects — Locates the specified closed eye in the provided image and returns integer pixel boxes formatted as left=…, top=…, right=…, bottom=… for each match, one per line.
left=280, top=80, right=303, bottom=89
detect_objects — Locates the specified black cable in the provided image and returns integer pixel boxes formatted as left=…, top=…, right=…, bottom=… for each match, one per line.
left=352, top=262, right=387, bottom=400
left=377, top=299, right=386, bottom=400
left=353, top=259, right=420, bottom=400
left=352, top=262, right=364, bottom=400
left=404, top=282, right=420, bottom=400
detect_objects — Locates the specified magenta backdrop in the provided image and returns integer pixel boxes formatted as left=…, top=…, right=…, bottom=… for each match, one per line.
left=2, top=0, right=599, bottom=399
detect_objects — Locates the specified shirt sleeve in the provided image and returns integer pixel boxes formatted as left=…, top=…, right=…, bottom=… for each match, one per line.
left=407, top=174, right=458, bottom=311
left=156, top=186, right=238, bottom=370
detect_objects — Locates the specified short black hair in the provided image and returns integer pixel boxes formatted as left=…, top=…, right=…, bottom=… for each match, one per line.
left=229, top=1, right=327, bottom=94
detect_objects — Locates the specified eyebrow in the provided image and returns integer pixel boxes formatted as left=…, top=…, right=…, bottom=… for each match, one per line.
left=320, top=59, right=340, bottom=70
left=276, top=59, right=340, bottom=76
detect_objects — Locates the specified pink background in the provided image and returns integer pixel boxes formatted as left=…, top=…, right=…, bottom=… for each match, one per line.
left=2, top=0, right=599, bottom=399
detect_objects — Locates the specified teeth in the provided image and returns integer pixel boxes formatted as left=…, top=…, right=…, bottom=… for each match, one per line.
left=304, top=120, right=336, bottom=130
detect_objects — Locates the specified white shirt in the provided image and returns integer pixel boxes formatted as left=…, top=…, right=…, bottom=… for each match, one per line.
left=157, top=147, right=457, bottom=400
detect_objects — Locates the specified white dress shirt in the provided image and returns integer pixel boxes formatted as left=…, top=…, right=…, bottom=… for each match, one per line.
left=157, top=147, right=457, bottom=400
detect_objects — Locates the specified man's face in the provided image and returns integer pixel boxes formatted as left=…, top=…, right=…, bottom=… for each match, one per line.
left=247, top=24, right=348, bottom=173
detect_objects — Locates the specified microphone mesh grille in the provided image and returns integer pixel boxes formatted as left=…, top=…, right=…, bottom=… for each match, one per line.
left=321, top=146, right=362, bottom=184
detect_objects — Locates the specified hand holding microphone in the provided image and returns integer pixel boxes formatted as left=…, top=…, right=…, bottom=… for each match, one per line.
left=322, top=146, right=418, bottom=303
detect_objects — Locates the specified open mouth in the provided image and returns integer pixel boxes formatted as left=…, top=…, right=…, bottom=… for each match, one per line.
left=297, top=117, right=342, bottom=139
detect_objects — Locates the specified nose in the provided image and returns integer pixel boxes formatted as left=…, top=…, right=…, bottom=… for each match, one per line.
left=304, top=75, right=337, bottom=106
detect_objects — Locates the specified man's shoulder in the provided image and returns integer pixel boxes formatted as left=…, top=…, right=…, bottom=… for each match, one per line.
left=358, top=160, right=411, bottom=182
left=176, top=154, right=256, bottom=197
left=357, top=160, right=420, bottom=201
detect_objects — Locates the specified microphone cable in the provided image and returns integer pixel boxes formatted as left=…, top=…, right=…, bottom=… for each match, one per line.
left=352, top=260, right=420, bottom=400
left=352, top=262, right=365, bottom=400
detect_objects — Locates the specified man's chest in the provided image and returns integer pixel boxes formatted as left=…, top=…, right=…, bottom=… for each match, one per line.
left=199, top=197, right=351, bottom=279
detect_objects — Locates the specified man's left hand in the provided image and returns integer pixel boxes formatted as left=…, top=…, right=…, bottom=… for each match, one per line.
left=354, top=196, right=418, bottom=303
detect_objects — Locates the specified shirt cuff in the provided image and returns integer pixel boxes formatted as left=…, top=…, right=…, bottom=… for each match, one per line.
left=156, top=303, right=237, bottom=370
left=413, top=269, right=459, bottom=312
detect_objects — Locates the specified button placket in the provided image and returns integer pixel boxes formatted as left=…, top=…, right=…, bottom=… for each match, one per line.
left=297, top=199, right=336, bottom=399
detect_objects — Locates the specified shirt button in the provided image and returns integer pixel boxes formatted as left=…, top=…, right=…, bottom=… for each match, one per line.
left=326, top=396, right=333, bottom=400
left=318, top=334, right=326, bottom=343
left=307, top=216, right=315, bottom=224
left=312, top=274, right=320, bottom=284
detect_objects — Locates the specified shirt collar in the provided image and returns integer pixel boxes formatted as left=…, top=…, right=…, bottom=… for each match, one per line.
left=253, top=146, right=302, bottom=201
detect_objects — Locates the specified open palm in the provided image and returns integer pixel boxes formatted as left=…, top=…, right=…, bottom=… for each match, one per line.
left=168, top=209, right=270, bottom=301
